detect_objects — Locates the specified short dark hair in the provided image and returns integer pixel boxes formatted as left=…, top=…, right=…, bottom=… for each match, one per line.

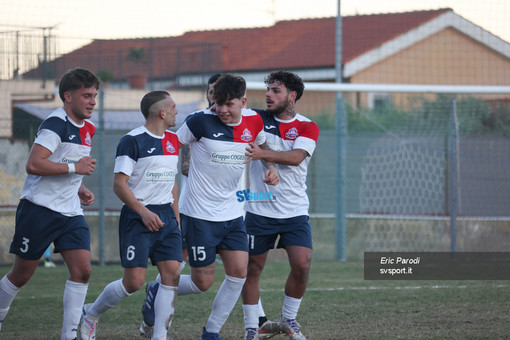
left=265, top=70, right=304, bottom=101
left=207, top=73, right=222, bottom=87
left=213, top=74, right=246, bottom=105
left=58, top=68, right=100, bottom=102
left=140, top=90, right=170, bottom=119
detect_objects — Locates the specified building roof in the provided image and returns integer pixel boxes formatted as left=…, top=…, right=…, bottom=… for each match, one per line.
left=14, top=99, right=202, bottom=130
left=23, top=8, right=510, bottom=83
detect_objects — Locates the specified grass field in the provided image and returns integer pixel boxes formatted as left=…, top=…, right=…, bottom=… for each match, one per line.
left=0, top=259, right=509, bottom=339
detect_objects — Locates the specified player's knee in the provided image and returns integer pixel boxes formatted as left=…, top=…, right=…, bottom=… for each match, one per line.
left=291, top=261, right=310, bottom=280
left=123, top=277, right=145, bottom=293
left=69, top=267, right=91, bottom=284
left=192, top=275, right=214, bottom=292
left=247, top=260, right=264, bottom=277
left=8, top=272, right=31, bottom=288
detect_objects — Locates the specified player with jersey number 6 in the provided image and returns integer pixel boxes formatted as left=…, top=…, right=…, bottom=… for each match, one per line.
left=79, top=91, right=182, bottom=340
left=0, top=68, right=100, bottom=340
left=242, top=71, right=320, bottom=340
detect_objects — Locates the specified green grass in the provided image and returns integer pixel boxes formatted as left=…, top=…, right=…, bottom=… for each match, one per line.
left=1, top=260, right=509, bottom=339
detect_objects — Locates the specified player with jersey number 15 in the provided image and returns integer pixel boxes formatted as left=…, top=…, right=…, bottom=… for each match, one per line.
left=176, top=74, right=279, bottom=340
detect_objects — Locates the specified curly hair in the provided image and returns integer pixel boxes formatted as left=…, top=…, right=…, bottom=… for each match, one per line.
left=264, top=70, right=304, bottom=101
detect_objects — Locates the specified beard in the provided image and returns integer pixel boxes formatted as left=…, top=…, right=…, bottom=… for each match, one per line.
left=266, top=97, right=289, bottom=115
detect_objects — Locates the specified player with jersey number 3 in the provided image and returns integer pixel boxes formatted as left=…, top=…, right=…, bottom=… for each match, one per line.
left=242, top=71, right=320, bottom=340
left=0, top=68, right=99, bottom=340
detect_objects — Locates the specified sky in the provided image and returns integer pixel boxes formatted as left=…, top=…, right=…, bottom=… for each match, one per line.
left=1, top=0, right=509, bottom=52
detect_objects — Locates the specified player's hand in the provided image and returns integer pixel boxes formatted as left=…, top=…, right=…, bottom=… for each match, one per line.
left=264, top=166, right=279, bottom=186
left=141, top=209, right=164, bottom=232
left=75, top=156, right=96, bottom=175
left=78, top=187, right=95, bottom=206
left=245, top=142, right=264, bottom=163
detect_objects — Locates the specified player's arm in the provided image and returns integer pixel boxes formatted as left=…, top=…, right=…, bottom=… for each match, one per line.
left=171, top=182, right=180, bottom=229
left=180, top=144, right=191, bottom=176
left=245, top=142, right=308, bottom=166
left=78, top=183, right=94, bottom=206
left=26, top=144, right=96, bottom=176
left=113, top=172, right=164, bottom=232
left=252, top=142, right=280, bottom=186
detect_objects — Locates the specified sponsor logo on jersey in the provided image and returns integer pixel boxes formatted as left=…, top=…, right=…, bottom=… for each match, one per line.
left=211, top=151, right=248, bottom=165
left=285, top=127, right=299, bottom=140
left=145, top=167, right=176, bottom=183
left=68, top=135, right=76, bottom=140
left=236, top=188, right=277, bottom=203
left=84, top=132, right=92, bottom=146
left=61, top=155, right=81, bottom=164
left=240, top=128, right=253, bottom=142
left=213, top=132, right=224, bottom=138
left=166, top=141, right=176, bottom=153
left=147, top=147, right=156, bottom=154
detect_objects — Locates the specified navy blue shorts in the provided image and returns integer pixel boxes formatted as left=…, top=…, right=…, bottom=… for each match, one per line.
left=10, top=199, right=90, bottom=260
left=119, top=204, right=182, bottom=268
left=245, top=212, right=313, bottom=255
left=182, top=215, right=248, bottom=268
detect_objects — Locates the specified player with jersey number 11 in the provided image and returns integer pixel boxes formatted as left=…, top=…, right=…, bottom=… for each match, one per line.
left=242, top=70, right=320, bottom=340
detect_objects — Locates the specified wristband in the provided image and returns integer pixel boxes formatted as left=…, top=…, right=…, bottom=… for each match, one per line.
left=68, top=163, right=75, bottom=174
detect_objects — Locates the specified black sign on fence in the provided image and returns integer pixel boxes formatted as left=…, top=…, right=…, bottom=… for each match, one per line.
left=364, top=252, right=510, bottom=280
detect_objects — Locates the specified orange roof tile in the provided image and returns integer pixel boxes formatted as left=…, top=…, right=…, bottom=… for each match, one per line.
left=24, top=9, right=452, bottom=80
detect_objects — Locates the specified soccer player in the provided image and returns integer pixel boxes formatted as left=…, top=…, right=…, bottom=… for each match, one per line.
left=140, top=74, right=223, bottom=337
left=0, top=68, right=99, bottom=340
left=179, top=73, right=222, bottom=261
left=148, top=74, right=278, bottom=340
left=242, top=71, right=320, bottom=340
left=79, top=91, right=181, bottom=340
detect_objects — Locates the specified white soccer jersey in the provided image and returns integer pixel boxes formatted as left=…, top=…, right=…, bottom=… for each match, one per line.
left=20, top=107, right=95, bottom=217
left=177, top=108, right=265, bottom=221
left=177, top=108, right=202, bottom=213
left=244, top=109, right=320, bottom=218
left=114, top=126, right=179, bottom=205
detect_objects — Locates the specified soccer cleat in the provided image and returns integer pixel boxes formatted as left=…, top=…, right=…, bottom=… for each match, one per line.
left=278, top=318, right=306, bottom=340
left=80, top=303, right=98, bottom=340
left=44, top=260, right=56, bottom=267
left=142, top=280, right=160, bottom=327
left=139, top=321, right=154, bottom=338
left=257, top=319, right=281, bottom=338
left=244, top=328, right=258, bottom=340
left=200, top=326, right=223, bottom=340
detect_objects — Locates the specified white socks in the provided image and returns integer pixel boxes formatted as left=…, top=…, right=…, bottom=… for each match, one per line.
left=282, top=295, right=302, bottom=320
left=152, top=284, right=177, bottom=339
left=243, top=304, right=259, bottom=329
left=0, top=276, right=20, bottom=331
left=88, top=279, right=130, bottom=319
left=205, top=274, right=246, bottom=333
left=61, top=280, right=88, bottom=340
left=176, top=274, right=202, bottom=296
left=257, top=297, right=266, bottom=317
